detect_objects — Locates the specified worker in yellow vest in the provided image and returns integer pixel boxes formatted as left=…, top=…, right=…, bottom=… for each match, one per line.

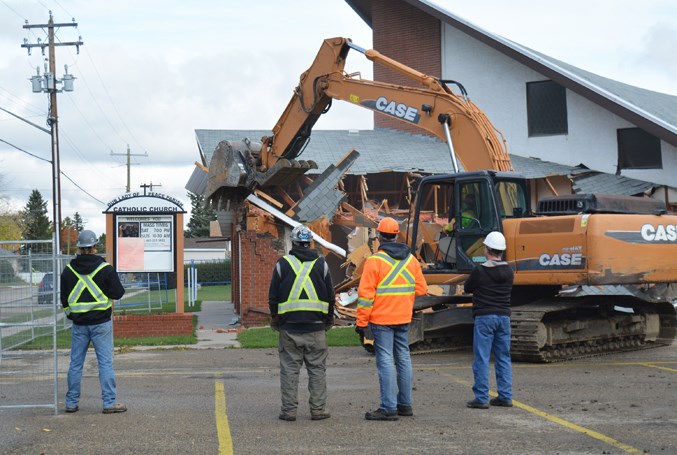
left=269, top=225, right=335, bottom=422
left=61, top=230, right=126, bottom=414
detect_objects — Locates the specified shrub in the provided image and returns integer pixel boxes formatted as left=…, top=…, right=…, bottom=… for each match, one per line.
left=184, top=260, right=231, bottom=285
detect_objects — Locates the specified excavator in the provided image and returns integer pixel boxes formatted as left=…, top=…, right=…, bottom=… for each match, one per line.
left=206, top=37, right=677, bottom=362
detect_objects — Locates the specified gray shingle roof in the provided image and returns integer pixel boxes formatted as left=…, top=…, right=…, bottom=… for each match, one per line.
left=195, top=128, right=456, bottom=175
left=195, top=128, right=658, bottom=197
left=571, top=173, right=654, bottom=196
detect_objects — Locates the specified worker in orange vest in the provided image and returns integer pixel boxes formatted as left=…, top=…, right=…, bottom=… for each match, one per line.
left=356, top=217, right=428, bottom=420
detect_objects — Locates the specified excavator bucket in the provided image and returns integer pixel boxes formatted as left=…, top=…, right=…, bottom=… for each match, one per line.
left=205, top=139, right=318, bottom=203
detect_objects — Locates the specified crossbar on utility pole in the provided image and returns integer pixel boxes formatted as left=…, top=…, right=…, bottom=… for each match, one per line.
left=22, top=11, right=83, bottom=255
left=111, top=145, right=147, bottom=193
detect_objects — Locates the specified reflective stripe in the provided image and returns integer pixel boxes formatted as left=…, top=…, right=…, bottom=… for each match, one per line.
left=357, top=298, right=373, bottom=308
left=376, top=286, right=416, bottom=295
left=279, top=300, right=329, bottom=313
left=279, top=255, right=327, bottom=314
left=373, top=253, right=416, bottom=297
left=66, top=262, right=112, bottom=313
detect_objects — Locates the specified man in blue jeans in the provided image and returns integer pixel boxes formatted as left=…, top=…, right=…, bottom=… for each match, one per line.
left=463, top=231, right=514, bottom=409
left=356, top=217, right=427, bottom=421
left=60, top=230, right=126, bottom=414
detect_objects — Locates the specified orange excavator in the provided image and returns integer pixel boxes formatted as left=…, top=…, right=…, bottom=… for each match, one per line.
left=206, top=37, right=677, bottom=361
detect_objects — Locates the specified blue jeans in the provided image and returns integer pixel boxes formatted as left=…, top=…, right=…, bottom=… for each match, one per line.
left=370, top=323, right=412, bottom=412
left=66, top=320, right=117, bottom=409
left=472, top=315, right=512, bottom=403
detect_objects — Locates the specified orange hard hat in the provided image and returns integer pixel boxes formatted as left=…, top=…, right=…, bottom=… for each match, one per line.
left=377, top=217, right=400, bottom=235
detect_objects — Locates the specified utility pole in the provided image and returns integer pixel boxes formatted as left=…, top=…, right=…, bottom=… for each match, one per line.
left=22, top=11, right=82, bottom=253
left=111, top=145, right=147, bottom=193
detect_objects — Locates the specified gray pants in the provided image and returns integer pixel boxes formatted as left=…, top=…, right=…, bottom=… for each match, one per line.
left=279, top=329, right=328, bottom=416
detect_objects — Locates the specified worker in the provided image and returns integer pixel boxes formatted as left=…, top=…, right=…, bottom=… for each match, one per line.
left=268, top=225, right=335, bottom=422
left=442, top=193, right=478, bottom=234
left=356, top=217, right=428, bottom=420
left=463, top=231, right=514, bottom=409
left=61, top=230, right=127, bottom=414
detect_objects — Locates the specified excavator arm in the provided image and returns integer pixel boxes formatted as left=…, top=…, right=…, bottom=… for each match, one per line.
left=207, top=37, right=511, bottom=198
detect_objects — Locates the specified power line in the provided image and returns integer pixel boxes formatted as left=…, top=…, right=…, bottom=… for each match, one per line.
left=0, top=0, right=25, bottom=19
left=0, top=137, right=50, bottom=162
left=60, top=171, right=105, bottom=205
left=80, top=44, right=149, bottom=154
left=0, top=136, right=105, bottom=205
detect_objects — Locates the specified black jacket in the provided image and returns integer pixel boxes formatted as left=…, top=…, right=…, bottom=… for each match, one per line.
left=60, top=254, right=126, bottom=325
left=379, top=241, right=411, bottom=260
left=268, top=246, right=335, bottom=332
left=463, top=260, right=514, bottom=318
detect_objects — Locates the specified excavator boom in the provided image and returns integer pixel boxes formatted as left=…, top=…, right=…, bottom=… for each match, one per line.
left=206, top=37, right=511, bottom=200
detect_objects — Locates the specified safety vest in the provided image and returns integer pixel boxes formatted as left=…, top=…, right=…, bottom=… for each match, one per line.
left=357, top=252, right=416, bottom=309
left=64, top=262, right=112, bottom=316
left=278, top=255, right=328, bottom=315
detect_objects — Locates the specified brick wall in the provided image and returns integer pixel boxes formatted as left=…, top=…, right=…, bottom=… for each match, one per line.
left=372, top=0, right=441, bottom=135
left=233, top=230, right=285, bottom=327
left=113, top=313, right=194, bottom=338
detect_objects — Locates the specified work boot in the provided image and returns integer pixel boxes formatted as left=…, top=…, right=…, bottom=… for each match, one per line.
left=278, top=412, right=296, bottom=422
left=311, top=411, right=331, bottom=421
left=397, top=404, right=413, bottom=416
left=466, top=399, right=489, bottom=409
left=102, top=403, right=127, bottom=414
left=365, top=408, right=398, bottom=421
left=489, top=397, right=513, bottom=407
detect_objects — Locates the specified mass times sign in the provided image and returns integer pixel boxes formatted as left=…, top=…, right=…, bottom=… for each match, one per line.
left=104, top=191, right=186, bottom=273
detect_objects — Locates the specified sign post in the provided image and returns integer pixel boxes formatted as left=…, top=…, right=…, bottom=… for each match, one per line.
left=104, top=190, right=187, bottom=312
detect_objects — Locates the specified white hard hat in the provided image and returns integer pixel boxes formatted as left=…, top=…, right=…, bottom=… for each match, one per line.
left=483, top=231, right=506, bottom=251
left=77, top=230, right=98, bottom=248
left=290, top=225, right=313, bottom=243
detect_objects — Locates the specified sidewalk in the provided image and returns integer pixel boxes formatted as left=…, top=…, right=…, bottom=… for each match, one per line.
left=193, top=300, right=241, bottom=348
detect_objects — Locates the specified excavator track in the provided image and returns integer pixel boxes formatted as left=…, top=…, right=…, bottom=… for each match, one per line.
left=511, top=296, right=676, bottom=363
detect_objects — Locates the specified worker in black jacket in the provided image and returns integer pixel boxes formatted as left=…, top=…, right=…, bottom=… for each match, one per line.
left=464, top=231, right=514, bottom=409
left=61, top=230, right=126, bottom=414
left=269, top=225, right=335, bottom=422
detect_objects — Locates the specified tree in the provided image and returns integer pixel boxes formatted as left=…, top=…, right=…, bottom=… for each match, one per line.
left=73, top=212, right=85, bottom=232
left=59, top=212, right=86, bottom=255
left=97, top=233, right=106, bottom=253
left=0, top=211, right=22, bottom=248
left=61, top=216, right=79, bottom=255
left=185, top=191, right=217, bottom=238
left=21, top=189, right=52, bottom=240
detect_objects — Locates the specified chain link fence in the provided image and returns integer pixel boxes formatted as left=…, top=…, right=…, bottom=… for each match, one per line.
left=1, top=245, right=231, bottom=413
left=0, top=240, right=67, bottom=414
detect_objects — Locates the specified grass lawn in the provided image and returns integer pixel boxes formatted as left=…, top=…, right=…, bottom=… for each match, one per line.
left=237, top=326, right=361, bottom=349
left=115, top=284, right=232, bottom=315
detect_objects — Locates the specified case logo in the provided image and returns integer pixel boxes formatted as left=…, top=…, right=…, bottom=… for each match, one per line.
left=368, top=96, right=421, bottom=123
left=640, top=224, right=677, bottom=242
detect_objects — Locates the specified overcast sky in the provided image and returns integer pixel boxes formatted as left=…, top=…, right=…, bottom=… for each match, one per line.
left=1, top=0, right=675, bottom=237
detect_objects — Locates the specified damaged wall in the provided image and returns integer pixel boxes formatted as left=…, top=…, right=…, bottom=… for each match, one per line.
left=232, top=229, right=285, bottom=327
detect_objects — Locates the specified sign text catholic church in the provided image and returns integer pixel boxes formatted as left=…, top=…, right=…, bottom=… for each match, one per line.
left=104, top=187, right=187, bottom=312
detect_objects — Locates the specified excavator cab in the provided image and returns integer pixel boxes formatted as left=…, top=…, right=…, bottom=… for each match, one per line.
left=409, top=171, right=529, bottom=275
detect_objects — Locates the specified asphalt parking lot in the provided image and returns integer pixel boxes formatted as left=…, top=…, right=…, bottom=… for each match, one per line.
left=1, top=342, right=676, bottom=455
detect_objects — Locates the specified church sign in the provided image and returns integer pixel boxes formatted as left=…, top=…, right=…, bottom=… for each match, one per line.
left=104, top=190, right=186, bottom=273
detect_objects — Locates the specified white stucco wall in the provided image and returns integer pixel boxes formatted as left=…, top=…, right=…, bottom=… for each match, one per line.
left=441, top=24, right=677, bottom=188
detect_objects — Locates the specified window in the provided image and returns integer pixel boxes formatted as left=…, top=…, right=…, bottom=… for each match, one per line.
left=617, top=127, right=662, bottom=170
left=527, top=80, right=568, bottom=136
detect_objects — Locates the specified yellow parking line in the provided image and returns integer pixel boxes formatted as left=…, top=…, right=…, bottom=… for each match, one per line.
left=438, top=371, right=644, bottom=455
left=638, top=363, right=677, bottom=373
left=215, top=380, right=233, bottom=455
